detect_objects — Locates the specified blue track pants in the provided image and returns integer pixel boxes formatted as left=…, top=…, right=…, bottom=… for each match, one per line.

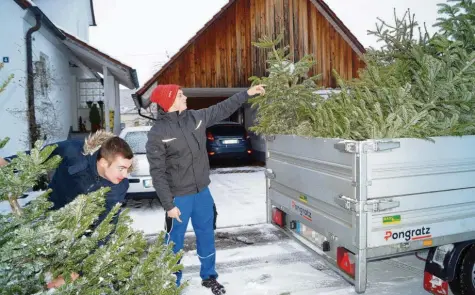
left=165, top=187, right=217, bottom=285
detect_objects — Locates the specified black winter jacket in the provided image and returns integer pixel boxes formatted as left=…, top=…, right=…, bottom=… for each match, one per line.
left=145, top=90, right=251, bottom=211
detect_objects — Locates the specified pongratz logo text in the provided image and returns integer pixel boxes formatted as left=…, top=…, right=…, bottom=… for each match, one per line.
left=384, top=226, right=431, bottom=242
left=291, top=201, right=312, bottom=221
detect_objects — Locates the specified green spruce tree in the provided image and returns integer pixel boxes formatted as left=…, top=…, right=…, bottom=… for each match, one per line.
left=248, top=33, right=322, bottom=136
left=0, top=139, right=185, bottom=294
left=249, top=1, right=475, bottom=140
left=435, top=0, right=475, bottom=52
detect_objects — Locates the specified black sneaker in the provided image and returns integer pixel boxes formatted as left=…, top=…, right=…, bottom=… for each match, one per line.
left=202, top=277, right=226, bottom=295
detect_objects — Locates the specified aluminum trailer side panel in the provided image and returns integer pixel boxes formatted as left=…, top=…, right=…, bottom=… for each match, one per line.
left=365, top=136, right=475, bottom=250
left=265, top=134, right=475, bottom=293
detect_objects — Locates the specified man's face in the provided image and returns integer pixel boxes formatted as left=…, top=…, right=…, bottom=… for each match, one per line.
left=99, top=155, right=133, bottom=184
left=172, top=89, right=187, bottom=112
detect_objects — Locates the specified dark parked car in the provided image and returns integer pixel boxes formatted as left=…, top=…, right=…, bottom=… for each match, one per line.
left=206, top=121, right=253, bottom=162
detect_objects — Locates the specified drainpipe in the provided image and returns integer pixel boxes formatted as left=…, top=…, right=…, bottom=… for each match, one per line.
left=26, top=10, right=42, bottom=148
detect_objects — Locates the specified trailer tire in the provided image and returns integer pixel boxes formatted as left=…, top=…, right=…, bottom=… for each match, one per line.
left=450, top=263, right=462, bottom=295
left=452, top=244, right=475, bottom=295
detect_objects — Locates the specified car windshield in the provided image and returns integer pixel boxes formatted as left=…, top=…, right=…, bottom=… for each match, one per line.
left=208, top=124, right=245, bottom=136
left=124, top=131, right=148, bottom=154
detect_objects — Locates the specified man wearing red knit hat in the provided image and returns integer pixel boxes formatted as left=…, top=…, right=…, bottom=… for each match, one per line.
left=146, top=83, right=265, bottom=294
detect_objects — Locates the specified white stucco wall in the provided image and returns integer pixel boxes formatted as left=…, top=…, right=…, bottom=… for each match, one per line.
left=0, top=1, right=29, bottom=157
left=28, top=14, right=75, bottom=147
left=34, top=0, right=91, bottom=42
left=0, top=3, right=88, bottom=157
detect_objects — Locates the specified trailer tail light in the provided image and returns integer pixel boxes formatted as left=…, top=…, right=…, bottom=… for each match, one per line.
left=423, top=272, right=448, bottom=295
left=247, top=150, right=252, bottom=154
left=337, top=247, right=355, bottom=278
left=272, top=208, right=285, bottom=227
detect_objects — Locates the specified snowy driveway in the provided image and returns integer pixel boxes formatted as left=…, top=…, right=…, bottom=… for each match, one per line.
left=127, top=167, right=432, bottom=295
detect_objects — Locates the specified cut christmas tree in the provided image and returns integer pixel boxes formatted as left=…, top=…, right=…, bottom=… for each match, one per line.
left=0, top=138, right=185, bottom=295
left=249, top=0, right=475, bottom=140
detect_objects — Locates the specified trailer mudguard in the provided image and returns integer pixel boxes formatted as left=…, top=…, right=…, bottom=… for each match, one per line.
left=424, top=241, right=475, bottom=281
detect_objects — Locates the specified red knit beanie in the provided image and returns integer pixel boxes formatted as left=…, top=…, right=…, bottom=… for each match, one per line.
left=150, top=84, right=180, bottom=112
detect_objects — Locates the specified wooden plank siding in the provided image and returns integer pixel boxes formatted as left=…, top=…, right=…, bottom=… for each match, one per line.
left=156, top=0, right=364, bottom=88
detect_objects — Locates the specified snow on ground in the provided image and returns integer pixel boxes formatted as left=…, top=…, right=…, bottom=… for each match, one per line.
left=0, top=191, right=44, bottom=214
left=180, top=228, right=429, bottom=295
left=127, top=167, right=267, bottom=236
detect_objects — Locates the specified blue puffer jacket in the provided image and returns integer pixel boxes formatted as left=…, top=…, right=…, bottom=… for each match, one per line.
left=6, top=138, right=129, bottom=221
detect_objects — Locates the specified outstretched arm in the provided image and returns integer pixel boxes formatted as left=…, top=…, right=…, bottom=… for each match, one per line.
left=197, top=84, right=266, bottom=127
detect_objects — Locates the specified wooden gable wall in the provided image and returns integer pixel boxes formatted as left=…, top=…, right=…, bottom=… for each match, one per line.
left=156, top=0, right=365, bottom=88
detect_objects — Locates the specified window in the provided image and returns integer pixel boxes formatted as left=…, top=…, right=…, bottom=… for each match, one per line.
left=78, top=79, right=103, bottom=108
left=124, top=131, right=148, bottom=154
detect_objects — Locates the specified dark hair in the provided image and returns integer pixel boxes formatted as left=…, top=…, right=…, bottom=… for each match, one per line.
left=97, top=137, right=133, bottom=163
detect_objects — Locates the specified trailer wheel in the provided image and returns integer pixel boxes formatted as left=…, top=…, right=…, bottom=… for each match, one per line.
left=451, top=244, right=475, bottom=295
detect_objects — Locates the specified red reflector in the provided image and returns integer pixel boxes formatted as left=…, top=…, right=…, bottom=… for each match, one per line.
left=272, top=208, right=285, bottom=227
left=337, top=247, right=355, bottom=278
left=208, top=152, right=215, bottom=156
left=423, top=272, right=448, bottom=295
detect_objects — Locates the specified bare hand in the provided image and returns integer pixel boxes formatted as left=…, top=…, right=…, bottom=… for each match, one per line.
left=46, top=272, right=80, bottom=289
left=247, top=84, right=266, bottom=96
left=167, top=207, right=182, bottom=223
left=0, top=157, right=8, bottom=167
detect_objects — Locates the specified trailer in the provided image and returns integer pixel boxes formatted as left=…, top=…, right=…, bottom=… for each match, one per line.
left=264, top=135, right=475, bottom=294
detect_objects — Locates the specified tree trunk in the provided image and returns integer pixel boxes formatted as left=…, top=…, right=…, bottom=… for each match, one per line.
left=8, top=195, right=22, bottom=216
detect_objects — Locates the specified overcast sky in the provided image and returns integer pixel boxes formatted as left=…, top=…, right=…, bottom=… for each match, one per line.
left=89, top=0, right=444, bottom=88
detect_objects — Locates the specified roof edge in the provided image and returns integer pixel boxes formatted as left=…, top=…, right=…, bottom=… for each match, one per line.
left=136, top=0, right=237, bottom=96
left=61, top=29, right=140, bottom=89
left=14, top=0, right=66, bottom=40
left=136, top=0, right=367, bottom=97
left=13, top=0, right=31, bottom=9
left=311, top=0, right=366, bottom=55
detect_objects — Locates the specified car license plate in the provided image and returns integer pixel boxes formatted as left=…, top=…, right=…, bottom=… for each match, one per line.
left=222, top=139, right=239, bottom=144
left=143, top=179, right=153, bottom=188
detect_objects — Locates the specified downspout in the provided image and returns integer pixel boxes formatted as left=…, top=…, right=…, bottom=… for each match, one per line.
left=26, top=10, right=42, bottom=148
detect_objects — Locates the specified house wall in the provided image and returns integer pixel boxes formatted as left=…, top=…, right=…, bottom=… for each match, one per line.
left=34, top=0, right=91, bottom=42
left=156, top=0, right=364, bottom=88
left=0, top=1, right=29, bottom=157
left=0, top=3, right=89, bottom=157
left=27, top=12, right=77, bottom=147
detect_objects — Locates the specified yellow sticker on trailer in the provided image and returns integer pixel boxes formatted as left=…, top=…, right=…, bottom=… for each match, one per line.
left=299, top=194, right=308, bottom=203
left=383, top=215, right=401, bottom=224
